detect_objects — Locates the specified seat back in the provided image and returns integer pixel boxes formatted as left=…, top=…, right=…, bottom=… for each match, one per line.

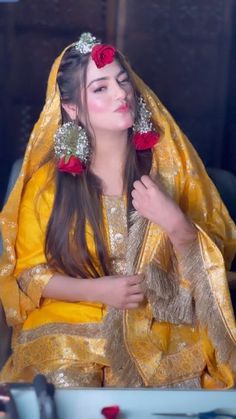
left=0, top=158, right=22, bottom=369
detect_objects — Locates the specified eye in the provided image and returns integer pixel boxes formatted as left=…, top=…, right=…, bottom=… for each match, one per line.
left=94, top=86, right=107, bottom=93
left=118, top=77, right=130, bottom=84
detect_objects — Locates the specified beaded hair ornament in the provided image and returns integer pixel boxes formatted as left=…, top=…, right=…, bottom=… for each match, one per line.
left=54, top=32, right=159, bottom=175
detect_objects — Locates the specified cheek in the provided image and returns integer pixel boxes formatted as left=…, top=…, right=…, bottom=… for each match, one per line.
left=87, top=97, right=108, bottom=114
left=126, top=87, right=135, bottom=104
left=127, top=91, right=136, bottom=115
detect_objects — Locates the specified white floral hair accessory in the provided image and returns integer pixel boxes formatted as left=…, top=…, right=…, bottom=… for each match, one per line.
left=73, top=32, right=99, bottom=54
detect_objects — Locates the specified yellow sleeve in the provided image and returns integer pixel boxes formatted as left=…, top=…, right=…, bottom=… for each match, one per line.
left=14, top=163, right=55, bottom=307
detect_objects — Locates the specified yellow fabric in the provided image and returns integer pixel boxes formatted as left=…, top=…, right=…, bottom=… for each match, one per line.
left=0, top=44, right=236, bottom=388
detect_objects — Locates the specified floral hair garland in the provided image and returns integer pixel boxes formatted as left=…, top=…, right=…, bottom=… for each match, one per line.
left=73, top=32, right=116, bottom=69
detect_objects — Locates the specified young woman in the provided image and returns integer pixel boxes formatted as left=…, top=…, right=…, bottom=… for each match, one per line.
left=0, top=33, right=235, bottom=388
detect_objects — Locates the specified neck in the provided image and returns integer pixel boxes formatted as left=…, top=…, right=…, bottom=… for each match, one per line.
left=91, top=130, right=128, bottom=172
left=90, top=130, right=129, bottom=196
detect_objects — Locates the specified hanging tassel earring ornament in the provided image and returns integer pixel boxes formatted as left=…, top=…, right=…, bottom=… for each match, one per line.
left=132, top=96, right=160, bottom=150
left=54, top=122, right=90, bottom=175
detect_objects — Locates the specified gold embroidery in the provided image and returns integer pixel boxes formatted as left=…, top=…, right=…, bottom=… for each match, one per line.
left=45, top=362, right=103, bottom=387
left=102, top=195, right=127, bottom=274
left=19, top=322, right=104, bottom=344
left=6, top=332, right=108, bottom=375
left=17, top=264, right=54, bottom=306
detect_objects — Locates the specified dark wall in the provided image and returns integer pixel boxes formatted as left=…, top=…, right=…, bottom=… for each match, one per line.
left=0, top=0, right=236, bottom=207
left=118, top=0, right=235, bottom=171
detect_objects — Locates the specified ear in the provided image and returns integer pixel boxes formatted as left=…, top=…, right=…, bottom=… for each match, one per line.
left=62, top=103, right=77, bottom=120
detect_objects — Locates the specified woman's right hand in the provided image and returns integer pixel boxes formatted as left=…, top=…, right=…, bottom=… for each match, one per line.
left=93, top=274, right=145, bottom=309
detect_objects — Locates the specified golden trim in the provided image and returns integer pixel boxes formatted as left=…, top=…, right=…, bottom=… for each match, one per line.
left=19, top=321, right=104, bottom=344
left=102, top=195, right=127, bottom=274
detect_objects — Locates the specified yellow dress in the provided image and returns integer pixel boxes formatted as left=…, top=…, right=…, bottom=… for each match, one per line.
left=0, top=44, right=236, bottom=388
left=1, top=141, right=236, bottom=388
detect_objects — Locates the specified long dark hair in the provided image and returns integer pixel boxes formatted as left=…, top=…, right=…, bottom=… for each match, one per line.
left=45, top=46, right=152, bottom=278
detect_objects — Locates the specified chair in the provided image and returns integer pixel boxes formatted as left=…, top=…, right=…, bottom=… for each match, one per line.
left=0, top=158, right=23, bottom=254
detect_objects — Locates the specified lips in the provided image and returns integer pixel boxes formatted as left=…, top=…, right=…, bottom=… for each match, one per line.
left=115, top=102, right=129, bottom=112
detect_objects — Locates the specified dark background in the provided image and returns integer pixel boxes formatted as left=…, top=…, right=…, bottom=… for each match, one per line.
left=0, top=0, right=236, bottom=208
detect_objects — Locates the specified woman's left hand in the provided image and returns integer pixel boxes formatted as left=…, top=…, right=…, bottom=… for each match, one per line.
left=131, top=175, right=197, bottom=248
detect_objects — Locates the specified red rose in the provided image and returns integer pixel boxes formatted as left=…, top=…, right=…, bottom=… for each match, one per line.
left=132, top=131, right=160, bottom=150
left=57, top=155, right=85, bottom=174
left=101, top=405, right=120, bottom=419
left=91, top=44, right=116, bottom=68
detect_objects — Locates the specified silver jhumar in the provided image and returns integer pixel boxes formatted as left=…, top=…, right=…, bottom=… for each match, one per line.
left=54, top=122, right=90, bottom=164
left=73, top=32, right=99, bottom=54
left=133, top=96, right=155, bottom=134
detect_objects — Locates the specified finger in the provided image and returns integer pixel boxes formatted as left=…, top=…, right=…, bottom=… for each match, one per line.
left=127, top=275, right=143, bottom=285
left=133, top=180, right=147, bottom=192
left=143, top=175, right=165, bottom=193
left=127, top=284, right=143, bottom=294
left=131, top=189, right=139, bottom=199
left=140, top=175, right=155, bottom=189
left=128, top=293, right=144, bottom=303
left=132, top=198, right=139, bottom=210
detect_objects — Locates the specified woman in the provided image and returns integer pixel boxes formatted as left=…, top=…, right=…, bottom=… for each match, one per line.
left=0, top=33, right=236, bottom=388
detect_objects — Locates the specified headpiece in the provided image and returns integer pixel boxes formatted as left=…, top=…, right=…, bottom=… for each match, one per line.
left=73, top=32, right=116, bottom=69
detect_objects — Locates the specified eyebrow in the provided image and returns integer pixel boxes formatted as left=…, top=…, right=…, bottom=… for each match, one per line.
left=87, top=69, right=127, bottom=88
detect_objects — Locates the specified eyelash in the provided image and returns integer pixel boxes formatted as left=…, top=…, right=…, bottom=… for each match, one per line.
left=93, top=78, right=130, bottom=93
left=94, top=86, right=106, bottom=93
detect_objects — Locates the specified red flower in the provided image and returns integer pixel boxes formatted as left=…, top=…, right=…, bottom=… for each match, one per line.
left=57, top=155, right=85, bottom=174
left=91, top=44, right=116, bottom=68
left=132, top=131, right=160, bottom=150
left=101, top=405, right=120, bottom=419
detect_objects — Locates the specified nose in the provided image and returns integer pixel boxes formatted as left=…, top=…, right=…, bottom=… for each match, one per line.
left=114, top=80, right=127, bottom=100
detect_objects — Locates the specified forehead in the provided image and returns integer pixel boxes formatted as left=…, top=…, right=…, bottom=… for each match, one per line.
left=86, top=58, right=125, bottom=83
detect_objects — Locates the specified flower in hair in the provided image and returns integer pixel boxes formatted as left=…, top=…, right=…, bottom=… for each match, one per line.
left=132, top=96, right=160, bottom=150
left=73, top=32, right=116, bottom=68
left=54, top=122, right=90, bottom=175
left=133, top=131, right=160, bottom=150
left=57, top=155, right=85, bottom=174
left=73, top=32, right=98, bottom=54
left=101, top=405, right=120, bottom=419
left=91, top=44, right=116, bottom=68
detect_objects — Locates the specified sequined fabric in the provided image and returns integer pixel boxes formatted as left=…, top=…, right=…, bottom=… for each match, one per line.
left=102, top=195, right=127, bottom=275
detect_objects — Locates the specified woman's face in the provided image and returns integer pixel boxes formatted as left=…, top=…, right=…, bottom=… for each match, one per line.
left=83, top=58, right=135, bottom=134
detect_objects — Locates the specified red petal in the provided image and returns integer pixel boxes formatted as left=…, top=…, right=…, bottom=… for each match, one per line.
left=101, top=405, right=120, bottom=418
left=133, top=131, right=160, bottom=150
left=57, top=156, right=85, bottom=174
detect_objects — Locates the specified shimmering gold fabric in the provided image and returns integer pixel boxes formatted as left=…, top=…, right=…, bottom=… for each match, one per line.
left=0, top=44, right=236, bottom=388
left=102, top=195, right=127, bottom=275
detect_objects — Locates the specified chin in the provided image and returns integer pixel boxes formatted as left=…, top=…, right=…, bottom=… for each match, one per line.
left=118, top=116, right=134, bottom=130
